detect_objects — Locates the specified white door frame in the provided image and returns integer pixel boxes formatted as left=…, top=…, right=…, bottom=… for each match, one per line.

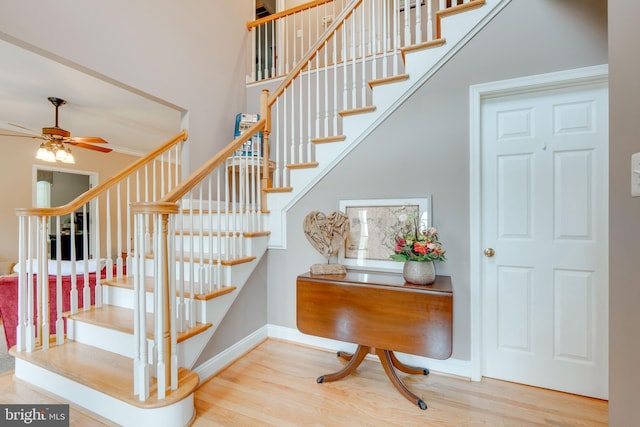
left=468, top=64, right=609, bottom=382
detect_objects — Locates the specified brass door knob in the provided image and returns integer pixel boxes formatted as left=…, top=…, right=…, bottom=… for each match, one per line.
left=484, top=248, right=495, bottom=257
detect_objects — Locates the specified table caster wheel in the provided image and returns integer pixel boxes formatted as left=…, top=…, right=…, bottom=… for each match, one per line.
left=418, top=399, right=427, bottom=410
left=423, top=368, right=430, bottom=375
left=316, top=376, right=325, bottom=383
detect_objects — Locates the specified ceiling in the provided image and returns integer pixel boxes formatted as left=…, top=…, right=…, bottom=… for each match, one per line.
left=0, top=38, right=184, bottom=156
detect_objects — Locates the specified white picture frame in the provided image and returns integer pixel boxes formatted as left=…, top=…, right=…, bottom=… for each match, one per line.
left=338, top=197, right=432, bottom=272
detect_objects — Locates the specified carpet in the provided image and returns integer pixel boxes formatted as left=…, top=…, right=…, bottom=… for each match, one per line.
left=0, top=318, right=14, bottom=373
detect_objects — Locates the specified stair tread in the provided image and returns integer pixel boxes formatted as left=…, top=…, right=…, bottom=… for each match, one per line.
left=10, top=341, right=199, bottom=409
left=369, top=74, right=410, bottom=88
left=263, top=187, right=293, bottom=193
left=67, top=304, right=212, bottom=342
left=103, top=276, right=237, bottom=301
left=401, top=38, right=446, bottom=54
left=176, top=230, right=270, bottom=238
left=286, top=162, right=319, bottom=170
left=142, top=251, right=256, bottom=266
left=338, top=105, right=376, bottom=116
left=311, top=135, right=346, bottom=144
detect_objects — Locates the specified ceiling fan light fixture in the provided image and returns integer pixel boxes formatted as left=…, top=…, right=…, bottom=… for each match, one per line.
left=60, top=147, right=75, bottom=164
left=36, top=143, right=56, bottom=163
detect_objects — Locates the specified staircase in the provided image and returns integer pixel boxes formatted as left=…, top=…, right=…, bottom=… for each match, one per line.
left=9, top=0, right=509, bottom=425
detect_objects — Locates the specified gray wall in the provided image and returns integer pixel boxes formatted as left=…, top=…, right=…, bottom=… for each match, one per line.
left=49, top=171, right=90, bottom=208
left=608, top=2, right=640, bottom=425
left=267, top=0, right=607, bottom=361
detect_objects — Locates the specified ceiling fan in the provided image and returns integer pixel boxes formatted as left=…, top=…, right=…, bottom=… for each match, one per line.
left=0, top=97, right=112, bottom=163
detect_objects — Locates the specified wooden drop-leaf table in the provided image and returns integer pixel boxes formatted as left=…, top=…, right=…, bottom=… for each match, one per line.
left=296, top=270, right=453, bottom=410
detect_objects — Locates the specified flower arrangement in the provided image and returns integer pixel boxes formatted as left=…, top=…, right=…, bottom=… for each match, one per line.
left=389, top=217, right=446, bottom=263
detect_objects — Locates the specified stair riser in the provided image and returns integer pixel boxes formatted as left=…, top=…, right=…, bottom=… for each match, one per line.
left=175, top=234, right=244, bottom=256
left=103, top=284, right=208, bottom=318
left=67, top=317, right=212, bottom=370
left=177, top=233, right=259, bottom=257
left=178, top=213, right=262, bottom=232
left=131, top=259, right=229, bottom=285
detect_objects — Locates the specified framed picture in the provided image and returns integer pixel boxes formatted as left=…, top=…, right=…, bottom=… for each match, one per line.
left=338, top=197, right=431, bottom=271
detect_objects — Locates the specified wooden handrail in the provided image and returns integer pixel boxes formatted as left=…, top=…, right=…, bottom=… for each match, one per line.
left=15, top=130, right=188, bottom=217
left=159, top=119, right=267, bottom=203
left=247, top=0, right=334, bottom=30
left=267, top=0, right=362, bottom=107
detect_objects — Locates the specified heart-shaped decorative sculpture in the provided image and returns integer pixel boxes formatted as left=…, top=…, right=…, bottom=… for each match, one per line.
left=303, top=210, right=350, bottom=260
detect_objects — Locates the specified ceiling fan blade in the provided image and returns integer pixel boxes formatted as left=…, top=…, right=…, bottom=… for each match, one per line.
left=67, top=136, right=109, bottom=144
left=0, top=121, right=41, bottom=136
left=71, top=142, right=112, bottom=153
left=0, top=132, right=44, bottom=140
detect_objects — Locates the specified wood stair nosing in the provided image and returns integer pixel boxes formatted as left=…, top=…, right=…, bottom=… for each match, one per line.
left=263, top=187, right=294, bottom=194
left=181, top=254, right=256, bottom=266
left=177, top=230, right=270, bottom=238
left=143, top=252, right=256, bottom=267
left=368, top=74, right=410, bottom=89
left=286, top=162, right=319, bottom=170
left=103, top=275, right=238, bottom=301
left=10, top=340, right=198, bottom=409
left=66, top=304, right=212, bottom=344
left=179, top=208, right=267, bottom=215
left=311, top=135, right=346, bottom=144
left=400, top=38, right=447, bottom=61
left=338, top=105, right=376, bottom=117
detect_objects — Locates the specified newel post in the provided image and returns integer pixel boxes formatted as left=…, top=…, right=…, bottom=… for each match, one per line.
left=131, top=201, right=180, bottom=400
left=260, top=88, right=271, bottom=211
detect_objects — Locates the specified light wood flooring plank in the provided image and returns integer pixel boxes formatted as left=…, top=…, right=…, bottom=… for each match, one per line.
left=0, top=339, right=608, bottom=426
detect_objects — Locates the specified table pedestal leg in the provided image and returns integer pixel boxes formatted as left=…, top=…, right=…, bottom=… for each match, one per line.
left=389, top=351, right=430, bottom=376
left=376, top=349, right=428, bottom=410
left=319, top=347, right=429, bottom=410
left=316, top=345, right=368, bottom=384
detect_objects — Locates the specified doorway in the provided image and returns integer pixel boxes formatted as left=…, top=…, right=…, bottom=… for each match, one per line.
left=469, top=65, right=609, bottom=399
left=33, top=165, right=97, bottom=259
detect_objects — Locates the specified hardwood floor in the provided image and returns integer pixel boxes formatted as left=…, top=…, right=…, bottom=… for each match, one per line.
left=0, top=339, right=608, bottom=426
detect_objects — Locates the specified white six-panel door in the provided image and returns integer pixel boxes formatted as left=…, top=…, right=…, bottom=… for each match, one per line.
left=480, top=82, right=608, bottom=399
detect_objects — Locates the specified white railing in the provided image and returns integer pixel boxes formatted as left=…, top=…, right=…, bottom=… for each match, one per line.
left=132, top=94, right=270, bottom=399
left=14, top=130, right=186, bottom=370
left=248, top=0, right=476, bottom=84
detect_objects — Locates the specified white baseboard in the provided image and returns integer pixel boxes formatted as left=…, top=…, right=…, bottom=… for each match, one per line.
left=195, top=324, right=472, bottom=382
left=193, top=326, right=268, bottom=381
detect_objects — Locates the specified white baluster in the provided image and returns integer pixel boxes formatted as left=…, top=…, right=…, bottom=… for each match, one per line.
left=216, top=170, right=222, bottom=289
left=82, top=206, right=90, bottom=311
left=39, top=216, right=49, bottom=349
left=16, top=216, right=26, bottom=351
left=55, top=217, right=63, bottom=345
left=361, top=5, right=367, bottom=105
left=106, top=189, right=113, bottom=282
left=69, top=212, right=78, bottom=315
left=416, top=0, right=423, bottom=43
left=117, top=183, right=124, bottom=278
left=93, top=199, right=102, bottom=308
left=126, top=176, right=132, bottom=276
left=298, top=74, right=304, bottom=163
left=26, top=217, right=35, bottom=351
left=332, top=25, right=339, bottom=135
left=250, top=26, right=256, bottom=82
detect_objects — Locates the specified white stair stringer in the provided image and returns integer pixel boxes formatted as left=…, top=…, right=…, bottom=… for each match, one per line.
left=13, top=357, right=195, bottom=427
left=266, top=0, right=512, bottom=249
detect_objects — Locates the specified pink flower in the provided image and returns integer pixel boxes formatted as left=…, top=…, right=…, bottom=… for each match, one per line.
left=413, top=242, right=427, bottom=255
